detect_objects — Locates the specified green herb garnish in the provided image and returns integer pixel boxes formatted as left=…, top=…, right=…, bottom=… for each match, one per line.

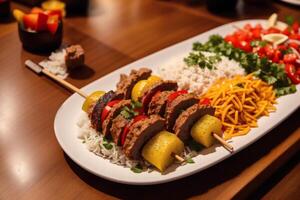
left=131, top=165, right=143, bottom=173
left=102, top=138, right=113, bottom=150
left=250, top=40, right=267, bottom=47
left=186, top=157, right=195, bottom=164
left=184, top=51, right=221, bottom=70
left=120, top=105, right=139, bottom=120
left=285, top=15, right=294, bottom=26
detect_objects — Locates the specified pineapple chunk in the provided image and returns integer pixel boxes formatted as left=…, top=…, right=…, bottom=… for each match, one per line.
left=191, top=115, right=222, bottom=148
left=142, top=131, right=184, bottom=172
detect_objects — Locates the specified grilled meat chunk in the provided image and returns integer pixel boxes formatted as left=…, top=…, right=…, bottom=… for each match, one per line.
left=123, top=115, right=165, bottom=159
left=65, top=45, right=85, bottom=69
left=90, top=91, right=116, bottom=132
left=165, top=94, right=198, bottom=131
left=116, top=68, right=152, bottom=99
left=141, top=80, right=178, bottom=113
left=102, top=100, right=131, bottom=137
left=110, top=114, right=130, bottom=145
left=148, top=91, right=172, bottom=116
left=174, top=104, right=215, bottom=142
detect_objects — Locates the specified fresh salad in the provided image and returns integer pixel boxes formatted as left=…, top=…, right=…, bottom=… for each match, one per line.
left=185, top=14, right=299, bottom=96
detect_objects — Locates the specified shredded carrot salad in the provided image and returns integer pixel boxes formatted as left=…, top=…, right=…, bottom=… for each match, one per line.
left=203, top=74, right=277, bottom=140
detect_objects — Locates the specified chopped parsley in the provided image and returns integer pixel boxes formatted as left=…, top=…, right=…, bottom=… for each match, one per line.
left=102, top=138, right=113, bottom=150
left=285, top=15, right=294, bottom=26
left=131, top=165, right=143, bottom=173
left=120, top=105, right=139, bottom=120
left=250, top=40, right=267, bottom=47
left=186, top=157, right=195, bottom=164
left=190, top=35, right=296, bottom=96
left=184, top=51, right=221, bottom=70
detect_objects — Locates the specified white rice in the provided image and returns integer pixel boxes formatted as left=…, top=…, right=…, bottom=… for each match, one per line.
left=77, top=112, right=197, bottom=171
left=39, top=48, right=68, bottom=79
left=159, top=51, right=245, bottom=95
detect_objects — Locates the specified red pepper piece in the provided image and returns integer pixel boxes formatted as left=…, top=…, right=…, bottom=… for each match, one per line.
left=167, top=90, right=188, bottom=105
left=101, top=100, right=121, bottom=124
left=199, top=98, right=211, bottom=105
left=285, top=64, right=300, bottom=84
left=120, top=115, right=148, bottom=146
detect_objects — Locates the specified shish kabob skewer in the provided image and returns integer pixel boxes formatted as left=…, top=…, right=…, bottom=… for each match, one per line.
left=25, top=60, right=186, bottom=162
left=26, top=60, right=234, bottom=172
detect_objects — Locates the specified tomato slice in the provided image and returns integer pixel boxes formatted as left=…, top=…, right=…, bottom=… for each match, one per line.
left=285, top=64, right=300, bottom=84
left=283, top=54, right=297, bottom=64
left=167, top=90, right=188, bottom=105
left=100, top=100, right=121, bottom=124
left=199, top=98, right=211, bottom=105
left=120, top=115, right=148, bottom=146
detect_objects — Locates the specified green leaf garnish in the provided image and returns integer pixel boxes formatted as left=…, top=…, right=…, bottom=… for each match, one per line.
left=131, top=165, right=143, bottom=173
left=285, top=15, right=294, bottom=26
left=102, top=138, right=113, bottom=150
left=186, top=157, right=195, bottom=164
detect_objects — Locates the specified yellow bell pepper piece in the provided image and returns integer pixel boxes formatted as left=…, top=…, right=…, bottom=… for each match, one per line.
left=13, top=9, right=25, bottom=22
left=131, top=75, right=161, bottom=102
left=191, top=115, right=222, bottom=148
left=82, top=91, right=105, bottom=112
left=142, top=131, right=184, bottom=172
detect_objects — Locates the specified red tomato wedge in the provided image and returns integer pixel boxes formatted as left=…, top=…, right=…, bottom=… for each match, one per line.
left=167, top=90, right=188, bottom=105
left=285, top=64, right=300, bottom=84
left=100, top=100, right=121, bottom=124
left=47, top=15, right=59, bottom=34
left=23, top=12, right=48, bottom=31
left=120, top=115, right=148, bottom=146
left=199, top=98, right=211, bottom=105
left=31, top=7, right=44, bottom=14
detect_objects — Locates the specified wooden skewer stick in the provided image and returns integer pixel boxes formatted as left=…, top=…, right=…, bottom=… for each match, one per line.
left=25, top=60, right=88, bottom=98
left=42, top=69, right=88, bottom=98
left=213, top=133, right=234, bottom=153
left=25, top=60, right=186, bottom=162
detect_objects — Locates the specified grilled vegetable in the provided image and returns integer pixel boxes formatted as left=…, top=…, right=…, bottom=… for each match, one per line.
left=131, top=80, right=148, bottom=102
left=142, top=131, right=184, bottom=172
left=82, top=91, right=105, bottom=112
left=191, top=115, right=222, bottom=147
left=131, top=75, right=161, bottom=102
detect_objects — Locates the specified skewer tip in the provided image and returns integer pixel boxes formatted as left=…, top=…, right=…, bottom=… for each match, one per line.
left=25, top=60, right=43, bottom=74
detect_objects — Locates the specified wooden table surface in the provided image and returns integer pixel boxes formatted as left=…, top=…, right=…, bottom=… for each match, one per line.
left=0, top=0, right=299, bottom=199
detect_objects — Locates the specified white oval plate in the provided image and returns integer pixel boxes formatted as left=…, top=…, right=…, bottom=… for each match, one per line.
left=54, top=20, right=300, bottom=185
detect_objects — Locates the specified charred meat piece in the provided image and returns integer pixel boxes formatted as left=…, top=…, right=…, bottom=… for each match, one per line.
left=174, top=104, right=215, bottom=142
left=116, top=68, right=152, bottom=99
left=90, top=91, right=116, bottom=132
left=102, top=100, right=132, bottom=137
left=165, top=94, right=198, bottom=131
left=123, top=115, right=165, bottom=159
left=110, top=114, right=130, bottom=145
left=148, top=91, right=172, bottom=116
left=65, top=45, right=85, bottom=70
left=141, top=80, right=178, bottom=113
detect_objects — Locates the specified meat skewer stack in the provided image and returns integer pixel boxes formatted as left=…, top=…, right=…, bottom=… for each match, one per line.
left=26, top=60, right=233, bottom=172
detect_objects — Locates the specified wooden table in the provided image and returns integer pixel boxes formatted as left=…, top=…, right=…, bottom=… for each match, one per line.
left=0, top=0, right=299, bottom=199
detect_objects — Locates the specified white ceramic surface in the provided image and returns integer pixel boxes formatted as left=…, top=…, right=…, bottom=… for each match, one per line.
left=280, top=0, right=300, bottom=6
left=54, top=20, right=300, bottom=185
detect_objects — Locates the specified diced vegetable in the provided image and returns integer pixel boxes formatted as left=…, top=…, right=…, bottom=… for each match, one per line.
left=142, top=131, right=184, bottom=172
left=131, top=75, right=161, bottom=102
left=13, top=9, right=25, bottom=22
left=82, top=91, right=105, bottom=112
left=191, top=115, right=222, bottom=148
left=131, top=80, right=148, bottom=102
